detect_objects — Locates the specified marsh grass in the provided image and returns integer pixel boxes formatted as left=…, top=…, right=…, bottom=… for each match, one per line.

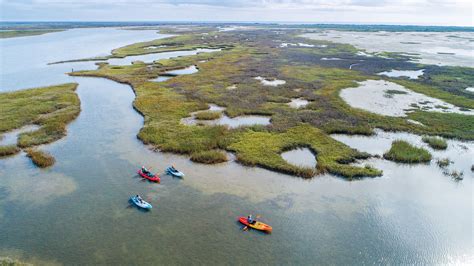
left=384, top=140, right=432, bottom=163
left=194, top=111, right=222, bottom=120
left=0, top=145, right=20, bottom=157
left=0, top=83, right=80, bottom=148
left=71, top=28, right=473, bottom=178
left=25, top=149, right=55, bottom=168
left=190, top=150, right=228, bottom=164
left=436, top=158, right=451, bottom=168
left=422, top=136, right=448, bottom=150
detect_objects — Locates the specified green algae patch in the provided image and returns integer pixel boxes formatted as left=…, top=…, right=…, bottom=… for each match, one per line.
left=229, top=125, right=381, bottom=179
left=384, top=140, right=432, bottom=163
left=25, top=149, right=55, bottom=168
left=422, top=136, right=448, bottom=150
left=190, top=150, right=228, bottom=164
left=0, top=83, right=80, bottom=161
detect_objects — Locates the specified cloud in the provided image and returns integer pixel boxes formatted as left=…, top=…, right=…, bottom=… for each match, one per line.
left=0, top=0, right=472, bottom=26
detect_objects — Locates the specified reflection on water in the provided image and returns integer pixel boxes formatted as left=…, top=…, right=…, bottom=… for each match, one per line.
left=281, top=148, right=316, bottom=168
left=377, top=69, right=425, bottom=79
left=0, top=28, right=473, bottom=265
left=287, top=98, right=309, bottom=109
left=150, top=65, right=198, bottom=83
left=254, top=76, right=286, bottom=86
left=302, top=31, right=474, bottom=67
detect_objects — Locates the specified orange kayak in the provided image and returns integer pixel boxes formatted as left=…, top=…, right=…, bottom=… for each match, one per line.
left=239, top=217, right=272, bottom=233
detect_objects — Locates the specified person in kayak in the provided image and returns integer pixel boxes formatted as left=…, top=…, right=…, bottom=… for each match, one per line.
left=136, top=195, right=143, bottom=203
left=170, top=165, right=177, bottom=172
left=141, top=166, right=152, bottom=176
left=247, top=215, right=256, bottom=224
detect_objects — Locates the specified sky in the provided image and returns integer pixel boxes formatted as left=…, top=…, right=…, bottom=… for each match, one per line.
left=0, top=0, right=473, bottom=26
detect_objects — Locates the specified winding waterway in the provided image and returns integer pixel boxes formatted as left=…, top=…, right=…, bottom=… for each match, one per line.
left=0, top=28, right=472, bottom=265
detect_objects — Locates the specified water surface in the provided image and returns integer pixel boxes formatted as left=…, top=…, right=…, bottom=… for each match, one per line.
left=302, top=31, right=474, bottom=67
left=281, top=148, right=317, bottom=168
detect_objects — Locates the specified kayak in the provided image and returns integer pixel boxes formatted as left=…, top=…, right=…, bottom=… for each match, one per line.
left=130, top=196, right=152, bottom=209
left=138, top=169, right=160, bottom=183
left=166, top=167, right=184, bottom=177
left=238, top=217, right=272, bottom=233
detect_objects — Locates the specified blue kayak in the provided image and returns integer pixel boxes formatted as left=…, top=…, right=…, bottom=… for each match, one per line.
left=130, top=196, right=152, bottom=209
left=166, top=167, right=184, bottom=177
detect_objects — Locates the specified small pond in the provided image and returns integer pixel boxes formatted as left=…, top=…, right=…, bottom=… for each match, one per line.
left=254, top=76, right=286, bottom=87
left=281, top=148, right=317, bottom=168
left=181, top=104, right=270, bottom=128
left=150, top=65, right=198, bottom=82
left=377, top=69, right=425, bottom=79
left=287, top=98, right=309, bottom=109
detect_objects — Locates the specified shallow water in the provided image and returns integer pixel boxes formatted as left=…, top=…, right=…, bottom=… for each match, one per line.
left=254, top=76, right=286, bottom=86
left=287, top=98, right=309, bottom=108
left=281, top=148, right=316, bottom=168
left=331, top=129, right=473, bottom=177
left=378, top=69, right=425, bottom=79
left=302, top=31, right=474, bottom=67
left=0, top=28, right=473, bottom=265
left=181, top=104, right=270, bottom=128
left=340, top=80, right=473, bottom=117
left=0, top=125, right=40, bottom=146
left=107, top=48, right=220, bottom=65
left=150, top=65, right=198, bottom=83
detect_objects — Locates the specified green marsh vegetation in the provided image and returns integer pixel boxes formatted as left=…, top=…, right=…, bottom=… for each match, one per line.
left=194, top=111, right=222, bottom=120
left=384, top=140, right=432, bottom=163
left=70, top=27, right=474, bottom=178
left=0, top=29, right=63, bottom=39
left=422, top=136, right=448, bottom=150
left=25, top=149, right=56, bottom=168
left=190, top=150, right=228, bottom=164
left=0, top=145, right=20, bottom=157
left=0, top=83, right=80, bottom=163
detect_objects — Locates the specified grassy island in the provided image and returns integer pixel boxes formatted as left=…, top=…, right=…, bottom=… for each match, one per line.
left=384, top=140, right=432, bottom=163
left=0, top=83, right=80, bottom=165
left=422, top=136, right=448, bottom=150
left=26, top=149, right=56, bottom=168
left=69, top=26, right=474, bottom=178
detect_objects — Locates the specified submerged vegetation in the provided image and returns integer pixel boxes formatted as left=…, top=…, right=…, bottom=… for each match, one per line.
left=384, top=140, right=432, bottom=163
left=422, top=136, right=448, bottom=150
left=69, top=25, right=474, bottom=178
left=25, top=149, right=56, bottom=168
left=0, top=83, right=80, bottom=164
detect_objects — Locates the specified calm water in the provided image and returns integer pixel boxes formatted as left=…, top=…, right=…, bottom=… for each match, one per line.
left=0, top=29, right=473, bottom=265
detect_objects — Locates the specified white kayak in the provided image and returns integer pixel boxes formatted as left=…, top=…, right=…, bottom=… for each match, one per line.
left=130, top=196, right=152, bottom=209
left=166, top=167, right=184, bottom=177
